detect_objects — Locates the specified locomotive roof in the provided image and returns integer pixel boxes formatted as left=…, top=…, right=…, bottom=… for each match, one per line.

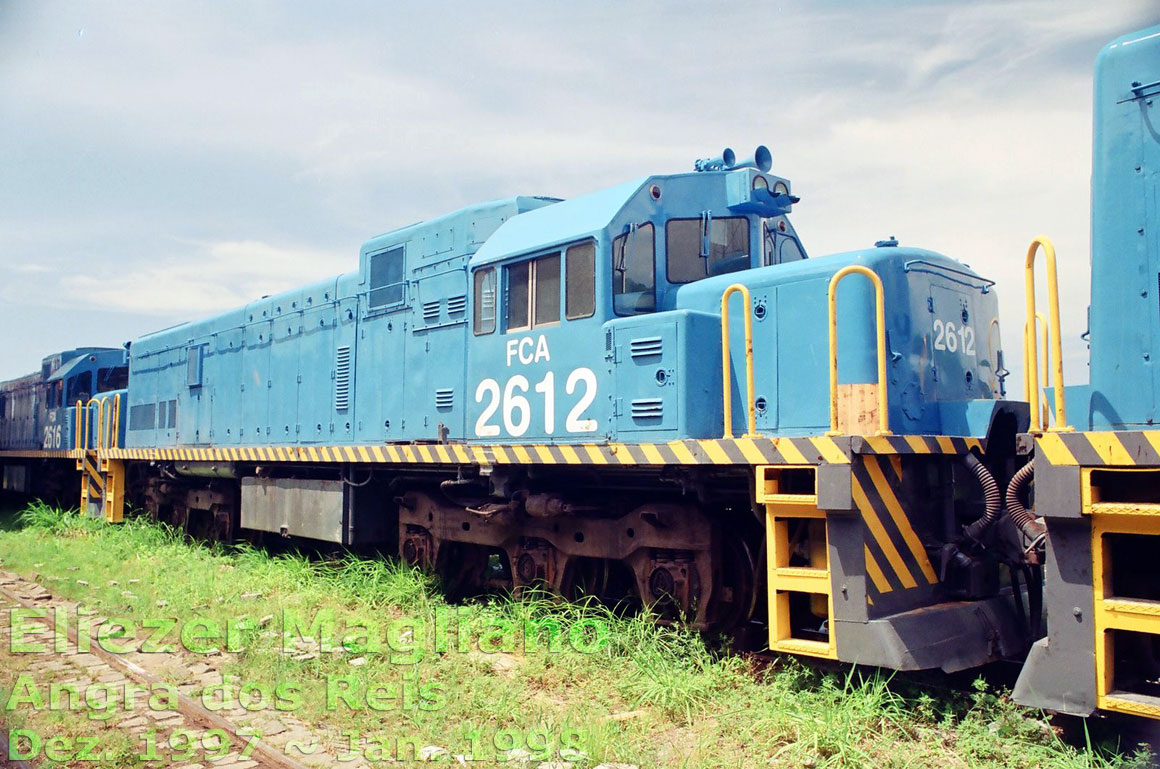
left=360, top=195, right=562, bottom=257
left=470, top=177, right=647, bottom=267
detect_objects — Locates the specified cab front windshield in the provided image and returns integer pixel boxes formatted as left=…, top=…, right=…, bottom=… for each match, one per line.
left=666, top=216, right=749, bottom=283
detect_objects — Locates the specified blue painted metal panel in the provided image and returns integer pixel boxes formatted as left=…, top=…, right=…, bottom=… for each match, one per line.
left=1087, top=25, right=1160, bottom=430
left=672, top=246, right=1002, bottom=437
left=608, top=310, right=721, bottom=441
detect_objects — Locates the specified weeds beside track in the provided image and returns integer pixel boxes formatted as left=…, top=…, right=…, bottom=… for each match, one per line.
left=0, top=501, right=1152, bottom=768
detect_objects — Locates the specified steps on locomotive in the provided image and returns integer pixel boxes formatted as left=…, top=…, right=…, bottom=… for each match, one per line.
left=758, top=465, right=836, bottom=659
left=1085, top=467, right=1160, bottom=718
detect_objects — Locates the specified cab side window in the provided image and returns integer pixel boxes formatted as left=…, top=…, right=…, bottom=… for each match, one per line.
left=368, top=246, right=405, bottom=308
left=565, top=241, right=595, bottom=320
left=67, top=372, right=92, bottom=404
left=473, top=268, right=497, bottom=335
left=506, top=253, right=561, bottom=331
left=98, top=367, right=128, bottom=393
left=613, top=223, right=655, bottom=315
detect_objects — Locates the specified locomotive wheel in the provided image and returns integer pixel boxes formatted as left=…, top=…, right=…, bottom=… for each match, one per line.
left=436, top=542, right=490, bottom=599
left=560, top=557, right=611, bottom=601
left=706, top=534, right=758, bottom=633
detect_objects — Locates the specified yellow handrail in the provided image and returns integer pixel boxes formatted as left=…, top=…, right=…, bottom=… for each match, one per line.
left=95, top=399, right=104, bottom=451
left=1024, top=236, right=1071, bottom=431
left=1022, top=312, right=1049, bottom=427
left=827, top=265, right=891, bottom=436
left=721, top=283, right=756, bottom=438
left=100, top=398, right=112, bottom=449
left=74, top=400, right=83, bottom=451
left=112, top=393, right=121, bottom=449
left=82, top=397, right=104, bottom=451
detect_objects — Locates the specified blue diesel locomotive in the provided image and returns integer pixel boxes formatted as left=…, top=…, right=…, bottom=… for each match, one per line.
left=2, top=24, right=1157, bottom=721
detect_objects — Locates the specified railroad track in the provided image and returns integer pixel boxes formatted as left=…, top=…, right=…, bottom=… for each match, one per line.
left=0, top=572, right=333, bottom=769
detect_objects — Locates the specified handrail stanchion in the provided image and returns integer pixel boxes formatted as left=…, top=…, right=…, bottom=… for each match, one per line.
left=827, top=265, right=891, bottom=436
left=83, top=399, right=93, bottom=451
left=1022, top=313, right=1050, bottom=427
left=721, top=283, right=756, bottom=438
left=112, top=393, right=121, bottom=449
left=74, top=400, right=83, bottom=451
left=102, top=398, right=112, bottom=449
left=95, top=399, right=104, bottom=451
left=1024, top=236, right=1071, bottom=432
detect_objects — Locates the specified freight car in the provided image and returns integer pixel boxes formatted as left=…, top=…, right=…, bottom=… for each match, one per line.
left=1, top=23, right=1157, bottom=722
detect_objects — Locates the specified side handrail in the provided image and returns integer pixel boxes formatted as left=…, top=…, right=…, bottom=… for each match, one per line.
left=827, top=265, right=891, bottom=436
left=1024, top=236, right=1071, bottom=431
left=721, top=283, right=756, bottom=438
left=81, top=397, right=105, bottom=452
left=112, top=393, right=121, bottom=449
left=100, top=398, right=113, bottom=450
left=1022, top=312, right=1049, bottom=427
left=94, top=399, right=104, bottom=451
left=74, top=400, right=84, bottom=451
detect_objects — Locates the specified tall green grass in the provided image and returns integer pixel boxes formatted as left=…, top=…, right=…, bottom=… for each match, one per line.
left=0, top=503, right=1152, bottom=769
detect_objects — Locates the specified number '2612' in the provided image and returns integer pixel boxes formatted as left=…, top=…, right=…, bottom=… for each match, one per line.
left=474, top=368, right=598, bottom=438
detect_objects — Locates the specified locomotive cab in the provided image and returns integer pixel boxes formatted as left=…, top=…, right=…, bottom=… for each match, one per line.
left=466, top=156, right=806, bottom=444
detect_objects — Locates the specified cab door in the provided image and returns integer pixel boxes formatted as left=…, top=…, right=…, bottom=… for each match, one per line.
left=467, top=241, right=606, bottom=444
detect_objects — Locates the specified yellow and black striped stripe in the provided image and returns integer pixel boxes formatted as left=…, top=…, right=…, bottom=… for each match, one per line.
left=104, top=436, right=854, bottom=467
left=93, top=434, right=983, bottom=468
left=853, top=455, right=939, bottom=596
left=82, top=452, right=104, bottom=501
left=856, top=435, right=983, bottom=455
left=0, top=449, right=80, bottom=459
left=1035, top=431, right=1160, bottom=467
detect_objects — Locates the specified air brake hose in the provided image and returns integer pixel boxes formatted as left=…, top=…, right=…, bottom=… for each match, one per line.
left=1005, top=461, right=1046, bottom=538
left=962, top=453, right=1002, bottom=542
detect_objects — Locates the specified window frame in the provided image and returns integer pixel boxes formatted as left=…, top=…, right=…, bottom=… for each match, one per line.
left=67, top=371, right=93, bottom=403
left=565, top=239, right=596, bottom=321
left=186, top=346, right=203, bottom=388
left=473, top=267, right=498, bottom=336
left=665, top=215, right=750, bottom=284
left=612, top=222, right=656, bottom=317
left=762, top=218, right=808, bottom=266
left=367, top=245, right=406, bottom=311
left=504, top=252, right=562, bottom=332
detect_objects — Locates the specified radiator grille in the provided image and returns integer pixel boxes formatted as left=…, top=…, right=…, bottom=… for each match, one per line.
left=630, top=336, right=664, bottom=359
left=129, top=403, right=156, bottom=431
left=334, top=346, right=351, bottom=411
left=630, top=398, right=664, bottom=419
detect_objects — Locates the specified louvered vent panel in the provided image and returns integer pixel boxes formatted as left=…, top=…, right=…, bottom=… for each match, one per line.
left=447, top=295, right=467, bottom=315
left=630, top=336, right=663, bottom=359
left=422, top=300, right=441, bottom=321
left=630, top=398, right=664, bottom=419
left=605, top=330, right=614, bottom=351
left=435, top=388, right=454, bottom=410
left=334, top=346, right=352, bottom=411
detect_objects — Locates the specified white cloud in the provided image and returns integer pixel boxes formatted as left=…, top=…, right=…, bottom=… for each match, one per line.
left=0, top=0, right=1157, bottom=404
left=55, top=240, right=351, bottom=315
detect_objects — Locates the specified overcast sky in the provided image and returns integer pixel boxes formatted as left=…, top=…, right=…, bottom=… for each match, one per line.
left=2, top=1, right=1158, bottom=398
